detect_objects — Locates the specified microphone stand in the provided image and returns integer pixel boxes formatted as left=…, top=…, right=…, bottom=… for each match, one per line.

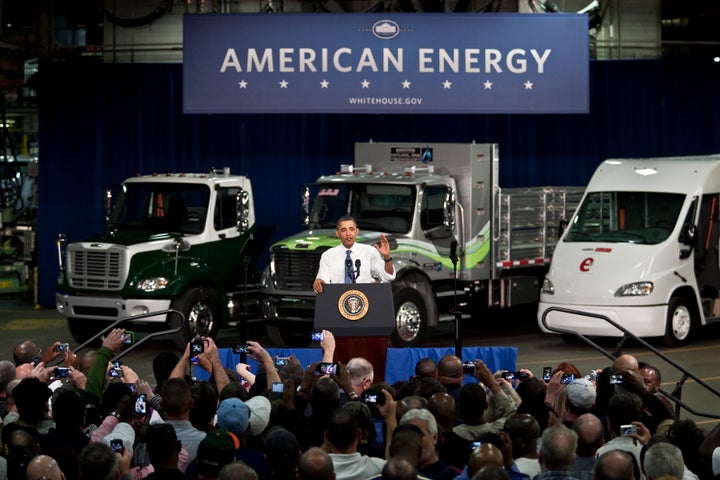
left=345, top=259, right=354, bottom=283
left=354, top=259, right=361, bottom=283
left=450, top=240, right=462, bottom=358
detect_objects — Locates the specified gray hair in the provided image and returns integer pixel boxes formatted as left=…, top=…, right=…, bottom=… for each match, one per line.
left=399, top=408, right=438, bottom=437
left=643, top=443, right=684, bottom=480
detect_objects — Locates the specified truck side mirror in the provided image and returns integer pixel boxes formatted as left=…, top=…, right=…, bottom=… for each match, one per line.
left=443, top=189, right=456, bottom=231
left=103, top=189, right=113, bottom=225
left=236, top=189, right=250, bottom=233
left=558, top=219, right=569, bottom=238
left=301, top=186, right=311, bottom=227
left=680, top=222, right=697, bottom=246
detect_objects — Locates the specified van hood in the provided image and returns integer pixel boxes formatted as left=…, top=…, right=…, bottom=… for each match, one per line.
left=543, top=240, right=684, bottom=304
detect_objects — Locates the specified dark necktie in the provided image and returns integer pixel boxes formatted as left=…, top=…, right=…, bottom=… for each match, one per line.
left=345, top=250, right=353, bottom=284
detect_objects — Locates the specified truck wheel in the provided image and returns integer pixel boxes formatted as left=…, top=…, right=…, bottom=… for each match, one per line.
left=68, top=318, right=112, bottom=344
left=169, top=286, right=220, bottom=350
left=663, top=296, right=694, bottom=347
left=391, top=287, right=427, bottom=347
left=266, top=324, right=311, bottom=348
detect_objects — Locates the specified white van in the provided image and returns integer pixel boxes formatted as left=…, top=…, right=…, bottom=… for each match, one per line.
left=538, top=155, right=720, bottom=346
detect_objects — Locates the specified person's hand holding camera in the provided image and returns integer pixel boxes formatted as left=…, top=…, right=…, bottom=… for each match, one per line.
left=69, top=366, right=87, bottom=389
left=102, top=328, right=129, bottom=354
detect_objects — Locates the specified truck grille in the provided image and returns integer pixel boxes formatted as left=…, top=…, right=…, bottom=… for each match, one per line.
left=68, top=246, right=127, bottom=290
left=271, top=247, right=326, bottom=291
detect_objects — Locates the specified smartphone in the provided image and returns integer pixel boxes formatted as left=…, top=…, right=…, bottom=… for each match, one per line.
left=191, top=337, right=205, bottom=354
left=609, top=374, right=623, bottom=385
left=275, top=356, right=290, bottom=367
left=542, top=366, right=552, bottom=382
left=56, top=343, right=69, bottom=353
left=502, top=371, right=516, bottom=381
left=110, top=438, right=124, bottom=453
left=471, top=441, right=482, bottom=450
left=134, top=394, right=147, bottom=415
left=317, top=362, right=339, bottom=376
left=109, top=364, right=122, bottom=378
left=55, top=367, right=70, bottom=379
left=271, top=382, right=284, bottom=393
left=515, top=371, right=530, bottom=380
left=232, top=343, right=250, bottom=354
left=310, top=331, right=323, bottom=342
left=462, top=361, right=476, bottom=375
left=620, top=424, right=637, bottom=436
left=560, top=373, right=576, bottom=384
left=123, top=331, right=135, bottom=344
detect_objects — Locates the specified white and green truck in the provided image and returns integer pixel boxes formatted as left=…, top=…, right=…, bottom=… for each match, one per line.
left=260, top=142, right=583, bottom=347
left=55, top=169, right=272, bottom=348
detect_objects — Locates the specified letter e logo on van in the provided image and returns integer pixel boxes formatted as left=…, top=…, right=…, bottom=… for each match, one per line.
left=579, top=258, right=594, bottom=272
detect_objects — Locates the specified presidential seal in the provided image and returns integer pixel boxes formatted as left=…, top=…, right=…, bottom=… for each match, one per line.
left=338, top=289, right=369, bottom=321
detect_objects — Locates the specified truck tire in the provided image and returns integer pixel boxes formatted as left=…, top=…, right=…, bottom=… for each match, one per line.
left=266, top=323, right=312, bottom=348
left=169, top=286, right=220, bottom=350
left=663, top=296, right=694, bottom=347
left=68, top=318, right=112, bottom=345
left=391, top=287, right=427, bottom=347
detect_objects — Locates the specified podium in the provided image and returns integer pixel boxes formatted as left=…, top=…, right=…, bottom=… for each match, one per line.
left=314, top=283, right=395, bottom=382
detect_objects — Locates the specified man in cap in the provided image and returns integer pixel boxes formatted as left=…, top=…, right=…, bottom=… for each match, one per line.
left=563, top=378, right=596, bottom=427
left=215, top=397, right=270, bottom=478
left=263, top=427, right=301, bottom=480
left=196, top=430, right=239, bottom=480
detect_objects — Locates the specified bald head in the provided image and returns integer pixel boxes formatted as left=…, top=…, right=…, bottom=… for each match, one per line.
left=396, top=396, right=427, bottom=423
left=298, top=447, right=335, bottom=480
left=382, top=457, right=419, bottom=480
left=468, top=443, right=504, bottom=477
left=437, top=355, right=463, bottom=383
left=427, top=392, right=456, bottom=429
left=15, top=363, right=33, bottom=380
left=13, top=341, right=41, bottom=366
left=594, top=449, right=635, bottom=480
left=27, top=455, right=65, bottom=480
left=613, top=354, right=639, bottom=374
left=572, top=413, right=604, bottom=457
left=415, top=358, right=437, bottom=379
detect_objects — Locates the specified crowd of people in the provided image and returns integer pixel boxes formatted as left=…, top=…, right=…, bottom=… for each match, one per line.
left=1, top=327, right=720, bottom=480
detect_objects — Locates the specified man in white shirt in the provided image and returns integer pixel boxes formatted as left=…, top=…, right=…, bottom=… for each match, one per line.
left=326, top=408, right=386, bottom=480
left=313, top=215, right=395, bottom=293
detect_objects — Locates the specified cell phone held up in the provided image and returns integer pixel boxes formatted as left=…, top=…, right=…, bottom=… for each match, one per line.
left=191, top=337, right=205, bottom=354
left=232, top=343, right=251, bottom=355
left=317, top=362, right=339, bottom=376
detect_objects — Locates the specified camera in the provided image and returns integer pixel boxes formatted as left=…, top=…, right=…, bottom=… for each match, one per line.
left=110, top=439, right=124, bottom=453
left=134, top=394, right=147, bottom=415
left=317, top=362, right=339, bottom=376
left=123, top=331, right=135, bottom=345
left=310, top=331, right=323, bottom=342
left=361, top=387, right=386, bottom=406
left=275, top=356, right=290, bottom=367
left=55, top=367, right=70, bottom=379
left=471, top=441, right=482, bottom=450
left=56, top=343, right=69, bottom=353
left=502, top=371, right=516, bottom=381
left=620, top=424, right=637, bottom=436
left=109, top=367, right=122, bottom=378
left=609, top=374, right=623, bottom=385
left=560, top=373, right=576, bottom=384
left=31, top=357, right=40, bottom=366
left=232, top=343, right=250, bottom=354
left=271, top=382, right=284, bottom=393
left=542, top=366, right=552, bottom=382
left=191, top=337, right=205, bottom=354
left=462, top=361, right=476, bottom=375
left=515, top=371, right=530, bottom=380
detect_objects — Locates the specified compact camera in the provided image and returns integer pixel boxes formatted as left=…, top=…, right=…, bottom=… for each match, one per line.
left=55, top=367, right=70, bottom=379
left=110, top=439, right=124, bottom=453
left=560, top=373, right=576, bottom=384
left=609, top=374, right=623, bottom=385
left=502, top=371, right=516, bottom=381
left=620, top=424, right=637, bottom=436
left=361, top=387, right=386, bottom=406
left=123, top=331, right=135, bottom=344
left=232, top=343, right=251, bottom=354
left=310, top=331, right=323, bottom=342
left=462, top=361, right=476, bottom=375
left=56, top=343, right=69, bottom=353
left=275, top=356, right=290, bottom=367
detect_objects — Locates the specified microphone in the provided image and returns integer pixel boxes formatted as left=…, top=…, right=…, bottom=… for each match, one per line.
left=354, top=259, right=361, bottom=281
left=450, top=240, right=458, bottom=264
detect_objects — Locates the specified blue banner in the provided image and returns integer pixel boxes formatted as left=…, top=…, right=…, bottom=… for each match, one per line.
left=183, top=13, right=589, bottom=114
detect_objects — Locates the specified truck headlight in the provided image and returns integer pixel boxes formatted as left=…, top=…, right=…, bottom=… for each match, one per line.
left=615, top=282, right=653, bottom=297
left=136, top=277, right=169, bottom=292
left=541, top=277, right=554, bottom=294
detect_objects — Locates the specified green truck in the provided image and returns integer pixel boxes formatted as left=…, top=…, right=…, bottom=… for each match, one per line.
left=55, top=169, right=271, bottom=348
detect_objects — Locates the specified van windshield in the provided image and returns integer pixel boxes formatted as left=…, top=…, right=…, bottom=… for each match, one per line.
left=565, top=191, right=685, bottom=244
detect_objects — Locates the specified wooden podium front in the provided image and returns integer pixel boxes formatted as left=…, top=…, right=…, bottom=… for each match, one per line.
left=314, top=283, right=395, bottom=383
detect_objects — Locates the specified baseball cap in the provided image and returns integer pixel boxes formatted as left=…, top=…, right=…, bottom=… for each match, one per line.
left=216, top=397, right=250, bottom=435
left=246, top=395, right=271, bottom=436
left=263, top=427, right=300, bottom=464
left=197, top=429, right=239, bottom=478
left=103, top=422, right=136, bottom=456
left=566, top=377, right=596, bottom=409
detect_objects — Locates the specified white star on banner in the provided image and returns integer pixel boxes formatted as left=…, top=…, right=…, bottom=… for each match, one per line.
left=279, top=80, right=288, bottom=88
left=402, top=80, right=411, bottom=89
left=524, top=80, right=534, bottom=90
left=238, top=80, right=247, bottom=89
left=361, top=79, right=370, bottom=88
left=483, top=80, right=492, bottom=89
left=443, top=80, right=452, bottom=89
left=320, top=79, right=329, bottom=88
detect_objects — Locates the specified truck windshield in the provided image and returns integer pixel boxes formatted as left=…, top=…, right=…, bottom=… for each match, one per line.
left=309, top=183, right=415, bottom=234
left=565, top=191, right=685, bottom=245
left=108, top=183, right=210, bottom=235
